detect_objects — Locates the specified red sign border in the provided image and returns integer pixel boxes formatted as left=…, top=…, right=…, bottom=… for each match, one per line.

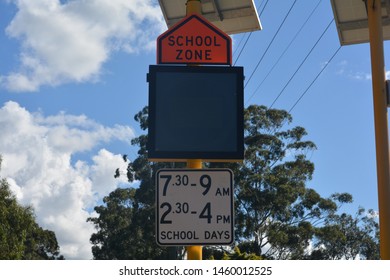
left=157, top=14, right=232, bottom=65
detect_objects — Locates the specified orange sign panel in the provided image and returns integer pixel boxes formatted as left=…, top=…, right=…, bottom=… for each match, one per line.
left=157, top=14, right=232, bottom=65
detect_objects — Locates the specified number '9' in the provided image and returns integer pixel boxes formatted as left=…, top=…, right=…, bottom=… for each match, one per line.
left=200, top=175, right=211, bottom=195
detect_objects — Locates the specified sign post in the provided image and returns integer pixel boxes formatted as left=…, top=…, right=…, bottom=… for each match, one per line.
left=366, top=0, right=390, bottom=259
left=186, top=0, right=203, bottom=261
left=152, top=0, right=241, bottom=260
left=331, top=0, right=390, bottom=259
left=186, top=160, right=203, bottom=260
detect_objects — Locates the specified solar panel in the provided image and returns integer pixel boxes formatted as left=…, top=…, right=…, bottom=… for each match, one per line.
left=158, top=0, right=262, bottom=34
left=331, top=0, right=390, bottom=45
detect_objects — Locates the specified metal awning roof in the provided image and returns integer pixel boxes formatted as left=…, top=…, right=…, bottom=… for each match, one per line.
left=158, top=0, right=262, bottom=35
left=331, top=0, right=390, bottom=45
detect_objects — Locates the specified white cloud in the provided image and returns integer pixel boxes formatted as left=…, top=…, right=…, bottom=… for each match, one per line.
left=1, top=0, right=164, bottom=92
left=350, top=72, right=371, bottom=81
left=0, top=101, right=135, bottom=259
left=336, top=60, right=372, bottom=81
left=386, top=70, right=390, bottom=80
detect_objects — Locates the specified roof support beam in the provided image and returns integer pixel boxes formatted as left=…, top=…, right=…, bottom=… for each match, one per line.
left=210, top=0, right=224, bottom=21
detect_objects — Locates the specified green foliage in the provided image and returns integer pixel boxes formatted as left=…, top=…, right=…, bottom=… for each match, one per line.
left=88, top=107, right=185, bottom=259
left=88, top=187, right=174, bottom=259
left=87, top=142, right=185, bottom=259
left=88, top=105, right=379, bottom=260
left=0, top=156, right=63, bottom=259
left=220, top=105, right=349, bottom=259
left=310, top=207, right=379, bottom=260
left=224, top=247, right=262, bottom=260
left=212, top=247, right=261, bottom=260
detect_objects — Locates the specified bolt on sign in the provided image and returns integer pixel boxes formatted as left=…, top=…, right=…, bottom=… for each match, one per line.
left=156, top=169, right=234, bottom=246
left=157, top=14, right=232, bottom=65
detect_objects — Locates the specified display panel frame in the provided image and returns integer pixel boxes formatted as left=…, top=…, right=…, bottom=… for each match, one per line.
left=148, top=65, right=244, bottom=162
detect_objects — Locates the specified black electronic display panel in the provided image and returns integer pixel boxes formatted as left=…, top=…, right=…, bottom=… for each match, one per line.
left=148, top=65, right=244, bottom=161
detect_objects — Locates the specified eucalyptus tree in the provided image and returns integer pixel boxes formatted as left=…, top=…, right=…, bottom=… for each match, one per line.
left=88, top=106, right=378, bottom=259
left=0, top=156, right=63, bottom=260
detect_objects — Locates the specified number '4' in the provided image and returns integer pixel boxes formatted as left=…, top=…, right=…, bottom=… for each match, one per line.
left=199, top=202, right=212, bottom=223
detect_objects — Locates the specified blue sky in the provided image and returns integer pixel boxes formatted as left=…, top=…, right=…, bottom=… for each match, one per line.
left=0, top=0, right=387, bottom=259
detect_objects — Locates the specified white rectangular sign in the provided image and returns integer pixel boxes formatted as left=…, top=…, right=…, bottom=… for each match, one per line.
left=156, top=169, right=234, bottom=246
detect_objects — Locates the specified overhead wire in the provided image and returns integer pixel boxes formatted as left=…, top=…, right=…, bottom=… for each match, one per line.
left=245, top=0, right=323, bottom=105
left=268, top=18, right=335, bottom=109
left=264, top=45, right=342, bottom=170
left=288, top=45, right=342, bottom=113
left=233, top=0, right=270, bottom=66
left=237, top=0, right=338, bottom=117
left=237, top=1, right=341, bottom=169
left=233, top=33, right=247, bottom=58
left=244, top=0, right=298, bottom=88
left=234, top=34, right=253, bottom=66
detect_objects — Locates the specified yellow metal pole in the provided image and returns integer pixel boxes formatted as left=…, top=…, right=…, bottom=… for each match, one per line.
left=186, top=0, right=201, bottom=15
left=367, top=0, right=390, bottom=259
left=187, top=158, right=203, bottom=260
left=186, top=0, right=203, bottom=261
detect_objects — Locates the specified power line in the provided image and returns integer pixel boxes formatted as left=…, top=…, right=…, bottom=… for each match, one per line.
left=234, top=33, right=253, bottom=66
left=244, top=0, right=298, bottom=88
left=260, top=46, right=341, bottom=170
left=233, top=33, right=247, bottom=58
left=245, top=0, right=323, bottom=105
left=265, top=45, right=341, bottom=170
left=234, top=0, right=270, bottom=66
left=268, top=18, right=335, bottom=109
left=288, top=46, right=342, bottom=113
